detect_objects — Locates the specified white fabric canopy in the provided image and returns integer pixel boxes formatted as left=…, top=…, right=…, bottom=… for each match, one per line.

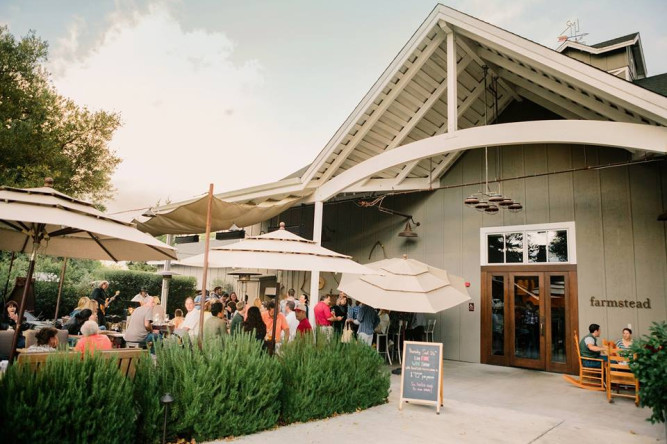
left=338, top=256, right=470, bottom=313
left=179, top=224, right=375, bottom=275
left=133, top=194, right=303, bottom=236
left=0, top=185, right=177, bottom=261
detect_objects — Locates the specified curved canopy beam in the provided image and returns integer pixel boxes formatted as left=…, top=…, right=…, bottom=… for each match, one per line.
left=314, top=120, right=667, bottom=202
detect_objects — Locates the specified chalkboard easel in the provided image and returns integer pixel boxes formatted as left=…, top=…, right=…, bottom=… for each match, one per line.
left=399, top=341, right=443, bottom=414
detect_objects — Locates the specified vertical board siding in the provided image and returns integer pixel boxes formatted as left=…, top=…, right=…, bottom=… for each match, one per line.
left=275, top=144, right=665, bottom=363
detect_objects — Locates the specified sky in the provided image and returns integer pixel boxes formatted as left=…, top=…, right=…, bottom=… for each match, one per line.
left=2, top=0, right=666, bottom=214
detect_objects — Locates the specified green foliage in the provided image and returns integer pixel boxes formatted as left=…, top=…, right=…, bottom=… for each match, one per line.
left=94, top=269, right=196, bottom=317
left=126, top=261, right=158, bottom=272
left=0, top=26, right=121, bottom=205
left=0, top=353, right=135, bottom=444
left=134, top=335, right=282, bottom=442
left=278, top=334, right=390, bottom=423
left=629, top=321, right=667, bottom=424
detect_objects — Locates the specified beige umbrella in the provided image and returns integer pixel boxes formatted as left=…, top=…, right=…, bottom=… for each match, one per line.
left=0, top=181, right=177, bottom=362
left=338, top=255, right=471, bottom=313
left=179, top=223, right=375, bottom=275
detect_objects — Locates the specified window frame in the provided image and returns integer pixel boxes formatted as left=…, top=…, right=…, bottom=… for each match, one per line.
left=480, top=222, right=576, bottom=266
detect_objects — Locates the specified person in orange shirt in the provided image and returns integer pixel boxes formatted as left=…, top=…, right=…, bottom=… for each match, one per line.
left=74, top=320, right=112, bottom=353
left=261, top=300, right=290, bottom=344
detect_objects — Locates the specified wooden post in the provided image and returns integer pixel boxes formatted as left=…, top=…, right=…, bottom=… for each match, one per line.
left=9, top=240, right=39, bottom=363
left=53, top=257, right=68, bottom=321
left=198, top=184, right=214, bottom=348
left=161, top=234, right=174, bottom=311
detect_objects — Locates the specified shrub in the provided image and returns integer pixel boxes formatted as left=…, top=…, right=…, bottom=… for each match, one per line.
left=0, top=353, right=135, bottom=444
left=629, top=321, right=667, bottom=425
left=134, top=334, right=282, bottom=443
left=278, top=334, right=390, bottom=423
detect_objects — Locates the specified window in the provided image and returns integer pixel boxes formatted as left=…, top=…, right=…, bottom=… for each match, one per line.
left=481, top=223, right=575, bottom=265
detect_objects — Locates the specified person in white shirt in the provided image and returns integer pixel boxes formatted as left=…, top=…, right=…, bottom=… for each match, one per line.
left=178, top=297, right=200, bottom=338
left=280, top=288, right=296, bottom=314
left=284, top=300, right=299, bottom=341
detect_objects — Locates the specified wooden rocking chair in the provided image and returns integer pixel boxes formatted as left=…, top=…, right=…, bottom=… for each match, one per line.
left=562, top=330, right=605, bottom=391
left=606, top=345, right=640, bottom=406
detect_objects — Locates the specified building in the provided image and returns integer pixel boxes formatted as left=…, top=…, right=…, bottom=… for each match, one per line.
left=168, top=5, right=667, bottom=373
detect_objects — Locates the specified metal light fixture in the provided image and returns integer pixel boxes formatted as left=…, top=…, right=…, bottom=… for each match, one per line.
left=398, top=220, right=419, bottom=238
left=161, top=393, right=174, bottom=444
left=462, top=66, right=522, bottom=215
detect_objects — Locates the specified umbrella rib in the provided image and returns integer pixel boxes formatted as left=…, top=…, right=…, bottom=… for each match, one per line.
left=0, top=219, right=23, bottom=232
left=49, top=226, right=83, bottom=237
left=85, top=231, right=119, bottom=262
left=145, top=243, right=177, bottom=260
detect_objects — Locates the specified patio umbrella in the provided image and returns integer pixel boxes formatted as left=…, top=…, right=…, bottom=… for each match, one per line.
left=179, top=222, right=375, bottom=275
left=0, top=180, right=177, bottom=361
left=337, top=255, right=471, bottom=313
left=179, top=222, right=377, bottom=348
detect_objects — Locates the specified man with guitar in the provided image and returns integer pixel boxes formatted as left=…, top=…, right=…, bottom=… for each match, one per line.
left=90, top=281, right=119, bottom=328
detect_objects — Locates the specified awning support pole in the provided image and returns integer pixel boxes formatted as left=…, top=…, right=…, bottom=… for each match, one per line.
left=309, top=201, right=324, bottom=333
left=198, top=184, right=214, bottom=348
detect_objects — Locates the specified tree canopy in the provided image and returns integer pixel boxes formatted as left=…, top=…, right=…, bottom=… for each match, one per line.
left=0, top=26, right=121, bottom=205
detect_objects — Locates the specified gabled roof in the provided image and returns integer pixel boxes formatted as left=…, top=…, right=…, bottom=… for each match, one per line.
left=557, top=32, right=647, bottom=79
left=177, top=5, right=667, bottom=207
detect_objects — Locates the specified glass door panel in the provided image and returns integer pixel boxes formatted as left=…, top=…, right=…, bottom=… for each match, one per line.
left=549, top=275, right=566, bottom=363
left=513, top=276, right=540, bottom=359
left=510, top=273, right=545, bottom=369
left=491, top=276, right=505, bottom=356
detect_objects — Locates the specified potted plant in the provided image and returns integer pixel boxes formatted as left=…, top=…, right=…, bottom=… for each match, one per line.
left=629, top=321, right=666, bottom=436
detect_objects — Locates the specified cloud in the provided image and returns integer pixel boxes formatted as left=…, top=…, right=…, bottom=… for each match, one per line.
left=48, top=2, right=290, bottom=212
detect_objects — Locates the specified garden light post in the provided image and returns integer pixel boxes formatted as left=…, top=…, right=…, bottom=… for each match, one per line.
left=160, top=392, right=174, bottom=444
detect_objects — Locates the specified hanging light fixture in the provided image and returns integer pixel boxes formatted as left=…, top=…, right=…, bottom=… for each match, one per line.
left=398, top=220, right=419, bottom=238
left=462, top=66, right=522, bottom=214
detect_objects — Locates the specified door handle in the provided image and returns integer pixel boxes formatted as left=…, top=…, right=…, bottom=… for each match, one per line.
left=540, top=317, right=545, bottom=336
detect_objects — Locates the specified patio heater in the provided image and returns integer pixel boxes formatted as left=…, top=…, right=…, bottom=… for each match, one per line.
left=156, top=270, right=180, bottom=315
left=228, top=270, right=261, bottom=303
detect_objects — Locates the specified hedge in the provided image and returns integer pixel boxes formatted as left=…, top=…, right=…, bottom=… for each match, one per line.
left=134, top=334, right=282, bottom=443
left=1, top=334, right=390, bottom=442
left=279, top=334, right=390, bottom=423
left=0, top=353, right=136, bottom=444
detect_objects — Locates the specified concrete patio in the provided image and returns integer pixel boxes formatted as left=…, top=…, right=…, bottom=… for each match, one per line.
left=218, top=360, right=665, bottom=444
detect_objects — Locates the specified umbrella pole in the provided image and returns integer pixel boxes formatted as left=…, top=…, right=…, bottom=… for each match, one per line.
left=1, top=252, right=16, bottom=304
left=161, top=234, right=174, bottom=312
left=198, top=184, right=214, bottom=349
left=9, top=242, right=38, bottom=363
left=53, top=257, right=68, bottom=322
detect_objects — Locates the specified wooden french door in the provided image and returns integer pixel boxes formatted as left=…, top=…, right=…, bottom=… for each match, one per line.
left=481, top=266, right=578, bottom=373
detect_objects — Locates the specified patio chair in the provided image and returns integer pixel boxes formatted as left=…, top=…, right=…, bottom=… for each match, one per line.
left=0, top=330, right=14, bottom=360
left=425, top=319, right=437, bottom=342
left=562, top=330, right=605, bottom=391
left=606, top=345, right=639, bottom=406
left=375, top=322, right=392, bottom=365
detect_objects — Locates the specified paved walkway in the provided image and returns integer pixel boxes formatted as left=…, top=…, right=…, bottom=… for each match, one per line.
left=212, top=360, right=665, bottom=444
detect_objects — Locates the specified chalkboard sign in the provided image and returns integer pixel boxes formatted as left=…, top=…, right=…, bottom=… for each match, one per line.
left=399, top=341, right=443, bottom=414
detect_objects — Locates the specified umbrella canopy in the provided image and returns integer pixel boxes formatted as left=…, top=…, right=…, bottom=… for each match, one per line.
left=338, top=255, right=471, bottom=313
left=0, top=185, right=177, bottom=261
left=179, top=222, right=375, bottom=275
left=0, top=181, right=176, bottom=362
left=133, top=194, right=303, bottom=236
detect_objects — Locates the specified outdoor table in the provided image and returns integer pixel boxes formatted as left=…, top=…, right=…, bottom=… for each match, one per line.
left=101, top=331, right=125, bottom=348
left=152, top=323, right=174, bottom=337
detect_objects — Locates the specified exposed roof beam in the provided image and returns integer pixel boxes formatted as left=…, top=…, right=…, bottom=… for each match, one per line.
left=314, top=120, right=667, bottom=202
left=495, top=67, right=602, bottom=120
left=515, top=88, right=581, bottom=119
left=395, top=160, right=421, bottom=184
left=476, top=46, right=642, bottom=123
left=317, top=31, right=448, bottom=184
left=342, top=177, right=430, bottom=194
left=448, top=29, right=522, bottom=102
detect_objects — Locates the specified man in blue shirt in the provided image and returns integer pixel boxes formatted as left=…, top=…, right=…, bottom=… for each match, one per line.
left=354, top=303, right=379, bottom=346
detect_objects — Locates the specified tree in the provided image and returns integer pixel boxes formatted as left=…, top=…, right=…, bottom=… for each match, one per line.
left=0, top=26, right=121, bottom=205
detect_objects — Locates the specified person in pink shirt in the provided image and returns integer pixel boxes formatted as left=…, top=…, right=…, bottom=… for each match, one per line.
left=74, top=320, right=112, bottom=353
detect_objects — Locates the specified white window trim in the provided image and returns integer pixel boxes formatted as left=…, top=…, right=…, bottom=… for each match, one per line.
left=480, top=222, right=577, bottom=266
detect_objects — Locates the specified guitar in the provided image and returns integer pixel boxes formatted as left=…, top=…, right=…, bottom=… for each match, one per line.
left=100, top=291, right=120, bottom=315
